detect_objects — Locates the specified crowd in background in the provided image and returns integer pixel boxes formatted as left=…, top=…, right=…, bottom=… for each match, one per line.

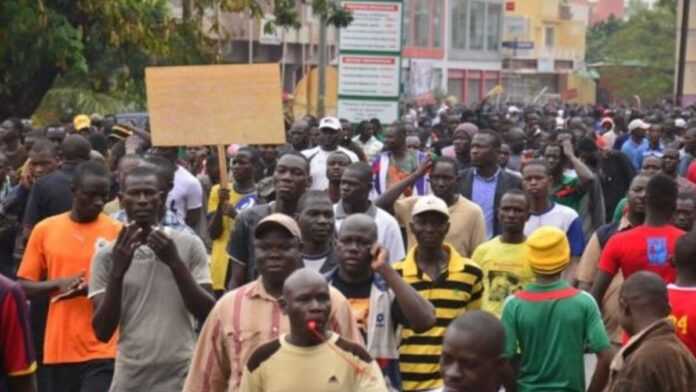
left=1, top=96, right=696, bottom=392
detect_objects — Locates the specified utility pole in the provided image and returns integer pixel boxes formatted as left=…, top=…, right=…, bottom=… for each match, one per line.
left=676, top=0, right=691, bottom=106
left=317, top=15, right=328, bottom=118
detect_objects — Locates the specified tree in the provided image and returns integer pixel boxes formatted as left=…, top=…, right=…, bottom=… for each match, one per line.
left=1, top=0, right=214, bottom=123
left=587, top=1, right=677, bottom=104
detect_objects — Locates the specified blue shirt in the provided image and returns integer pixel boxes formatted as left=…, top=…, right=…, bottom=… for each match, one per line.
left=638, top=144, right=664, bottom=169
left=621, top=138, right=649, bottom=170
left=472, top=168, right=499, bottom=239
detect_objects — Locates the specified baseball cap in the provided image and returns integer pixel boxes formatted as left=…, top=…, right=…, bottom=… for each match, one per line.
left=526, top=226, right=570, bottom=275
left=508, top=106, right=521, bottom=114
left=412, top=195, right=450, bottom=219
left=109, top=124, right=134, bottom=141
left=675, top=118, right=687, bottom=129
left=254, top=213, right=301, bottom=240
left=628, top=119, right=650, bottom=132
left=73, top=114, right=91, bottom=131
left=319, top=117, right=341, bottom=131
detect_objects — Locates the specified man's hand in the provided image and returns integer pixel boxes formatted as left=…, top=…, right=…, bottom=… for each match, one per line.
left=370, top=245, right=389, bottom=273
left=415, top=156, right=433, bottom=178
left=56, top=272, right=85, bottom=294
left=217, top=187, right=230, bottom=207
left=147, top=229, right=181, bottom=267
left=561, top=138, right=576, bottom=159
left=111, top=224, right=143, bottom=279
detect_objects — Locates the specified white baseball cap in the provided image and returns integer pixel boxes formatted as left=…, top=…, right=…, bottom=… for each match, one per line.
left=319, top=117, right=341, bottom=131
left=412, top=195, right=450, bottom=219
left=676, top=118, right=687, bottom=129
left=628, top=119, right=650, bottom=132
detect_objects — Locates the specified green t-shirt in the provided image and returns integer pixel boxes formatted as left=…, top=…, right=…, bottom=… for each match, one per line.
left=552, top=173, right=584, bottom=212
left=501, top=280, right=610, bottom=392
left=472, top=237, right=534, bottom=318
left=613, top=197, right=627, bottom=224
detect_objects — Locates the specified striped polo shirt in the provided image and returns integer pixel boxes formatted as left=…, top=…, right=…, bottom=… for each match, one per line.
left=393, top=244, right=484, bottom=392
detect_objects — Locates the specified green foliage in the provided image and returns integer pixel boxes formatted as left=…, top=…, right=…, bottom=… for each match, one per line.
left=1, top=0, right=212, bottom=120
left=588, top=2, right=677, bottom=104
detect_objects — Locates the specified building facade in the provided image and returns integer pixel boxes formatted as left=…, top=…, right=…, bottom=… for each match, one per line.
left=501, top=0, right=592, bottom=103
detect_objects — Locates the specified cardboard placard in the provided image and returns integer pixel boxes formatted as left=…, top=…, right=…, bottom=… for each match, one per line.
left=145, top=64, right=285, bottom=147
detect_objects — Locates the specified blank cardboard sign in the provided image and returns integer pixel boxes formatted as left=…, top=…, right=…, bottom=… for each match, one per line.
left=145, top=64, right=285, bottom=146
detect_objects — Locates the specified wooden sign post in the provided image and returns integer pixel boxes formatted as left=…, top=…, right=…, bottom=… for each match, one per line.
left=145, top=63, right=286, bottom=188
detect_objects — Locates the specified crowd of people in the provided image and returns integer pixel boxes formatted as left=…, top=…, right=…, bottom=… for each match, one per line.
left=1, top=100, right=696, bottom=392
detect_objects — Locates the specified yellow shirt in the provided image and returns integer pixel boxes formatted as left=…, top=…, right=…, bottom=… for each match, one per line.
left=471, top=236, right=533, bottom=318
left=207, top=184, right=257, bottom=291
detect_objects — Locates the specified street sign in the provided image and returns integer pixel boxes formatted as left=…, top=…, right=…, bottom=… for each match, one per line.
left=339, top=2, right=402, bottom=52
left=502, top=41, right=534, bottom=50
left=338, top=55, right=400, bottom=97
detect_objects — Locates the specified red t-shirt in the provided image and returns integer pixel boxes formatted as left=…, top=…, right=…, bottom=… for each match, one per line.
left=599, top=225, right=683, bottom=283
left=687, top=161, right=696, bottom=185
left=668, top=284, right=696, bottom=358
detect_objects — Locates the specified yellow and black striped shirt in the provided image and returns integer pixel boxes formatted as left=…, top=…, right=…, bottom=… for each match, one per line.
left=393, top=244, right=483, bottom=392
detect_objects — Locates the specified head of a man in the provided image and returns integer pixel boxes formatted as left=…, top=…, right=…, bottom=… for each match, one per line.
left=521, top=159, right=551, bottom=201
left=645, top=174, right=678, bottom=222
left=683, top=127, right=696, bottom=155
left=674, top=230, right=696, bottom=279
left=470, top=130, right=501, bottom=170
left=273, top=153, right=311, bottom=203
left=542, top=143, right=565, bottom=177
left=254, top=214, right=303, bottom=288
left=335, top=213, right=378, bottom=281
left=142, top=154, right=176, bottom=210
left=317, top=117, right=342, bottom=151
left=288, top=120, right=310, bottom=150
left=231, top=147, right=258, bottom=184
left=429, top=157, right=459, bottom=204
left=115, top=154, right=143, bottom=190
left=647, top=124, right=662, bottom=146
left=641, top=155, right=662, bottom=177
left=440, top=311, right=506, bottom=392
left=452, top=126, right=473, bottom=157
left=618, top=271, right=670, bottom=336
left=661, top=147, right=680, bottom=176
left=281, top=268, right=332, bottom=341
left=674, top=192, right=696, bottom=232
left=28, top=138, right=59, bottom=179
left=340, top=162, right=373, bottom=207
left=499, top=190, right=530, bottom=236
left=121, top=165, right=162, bottom=227
left=297, top=190, right=335, bottom=246
left=383, top=123, right=407, bottom=154
left=357, top=120, right=375, bottom=141
left=526, top=226, right=570, bottom=278
left=71, top=161, right=111, bottom=223
left=339, top=119, right=353, bottom=142
left=326, top=151, right=351, bottom=184
left=410, top=196, right=450, bottom=250
left=627, top=174, right=650, bottom=219
left=148, top=146, right=179, bottom=165
left=61, top=134, right=92, bottom=163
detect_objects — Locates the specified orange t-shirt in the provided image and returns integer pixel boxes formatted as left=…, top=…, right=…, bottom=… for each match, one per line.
left=17, top=213, right=122, bottom=364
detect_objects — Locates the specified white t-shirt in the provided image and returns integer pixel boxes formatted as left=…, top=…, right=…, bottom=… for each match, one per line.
left=167, top=166, right=204, bottom=222
left=334, top=203, right=405, bottom=264
left=302, top=146, right=359, bottom=191
left=303, top=256, right=328, bottom=273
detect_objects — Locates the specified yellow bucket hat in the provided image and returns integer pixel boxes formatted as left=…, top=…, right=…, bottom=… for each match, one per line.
left=526, top=226, right=570, bottom=275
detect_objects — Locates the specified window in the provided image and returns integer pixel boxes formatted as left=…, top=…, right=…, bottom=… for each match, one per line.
left=404, top=0, right=444, bottom=49
left=414, top=1, right=430, bottom=47
left=433, top=1, right=443, bottom=48
left=448, top=79, right=463, bottom=102
left=486, top=3, right=502, bottom=51
left=451, top=0, right=468, bottom=50
left=469, top=1, right=485, bottom=50
left=467, top=78, right=481, bottom=105
left=545, top=26, right=555, bottom=49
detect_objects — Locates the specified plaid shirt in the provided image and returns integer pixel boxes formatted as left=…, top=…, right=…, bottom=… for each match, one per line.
left=110, top=209, right=196, bottom=235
